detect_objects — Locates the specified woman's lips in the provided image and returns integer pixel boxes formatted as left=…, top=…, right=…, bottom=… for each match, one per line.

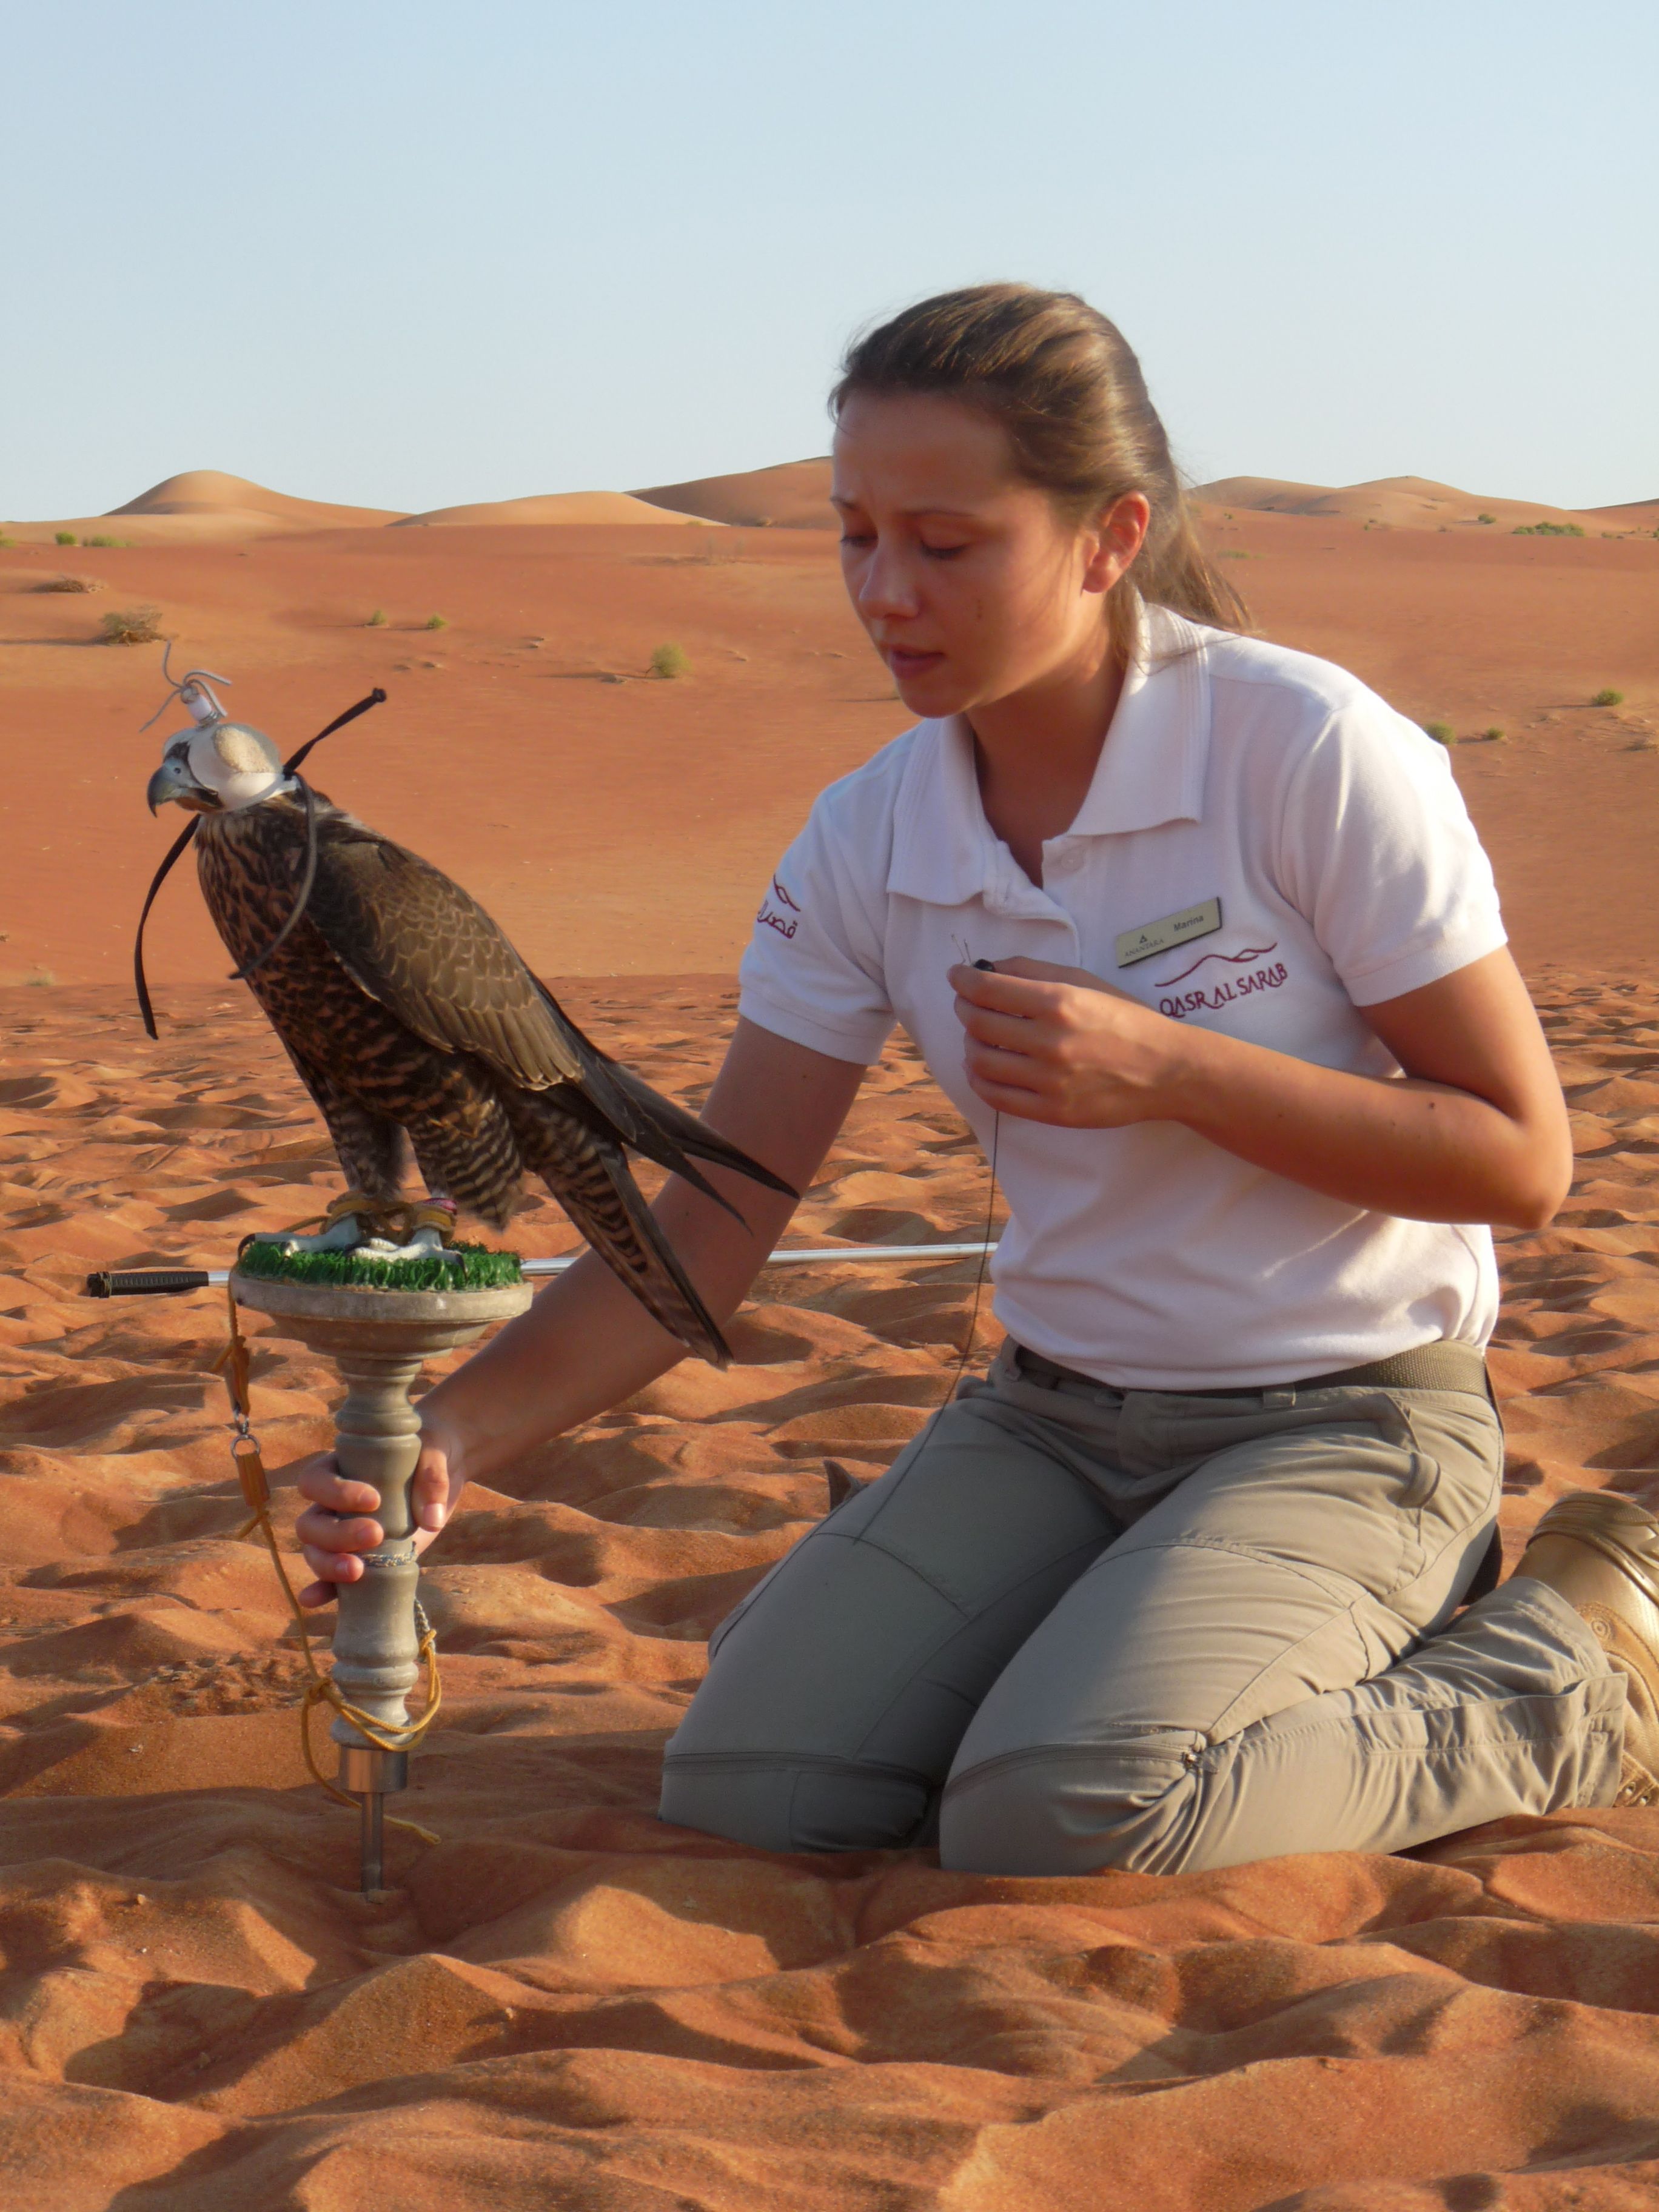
left=887, top=647, right=944, bottom=679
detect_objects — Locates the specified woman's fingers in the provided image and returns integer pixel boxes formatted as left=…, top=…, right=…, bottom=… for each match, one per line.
left=954, top=994, right=1055, bottom=1052
left=412, top=1444, right=454, bottom=1533
left=294, top=1453, right=382, bottom=1518
left=949, top=961, right=1063, bottom=1015
left=994, top=954, right=1129, bottom=997
left=296, top=1500, right=383, bottom=1547
left=965, top=1037, right=1052, bottom=1093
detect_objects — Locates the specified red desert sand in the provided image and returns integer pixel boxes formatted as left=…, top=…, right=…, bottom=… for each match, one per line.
left=1, top=469, right=1659, bottom=2205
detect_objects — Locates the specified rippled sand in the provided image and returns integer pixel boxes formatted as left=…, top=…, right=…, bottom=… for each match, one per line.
left=4, top=973, right=1659, bottom=2207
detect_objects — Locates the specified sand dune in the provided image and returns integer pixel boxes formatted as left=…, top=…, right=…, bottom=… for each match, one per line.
left=2, top=500, right=1654, bottom=994
left=395, top=492, right=717, bottom=529
left=2, top=469, right=408, bottom=546
left=5, top=973, right=1659, bottom=2204
left=1584, top=495, right=1659, bottom=529
left=633, top=457, right=836, bottom=528
left=1192, top=471, right=1647, bottom=534
left=110, top=471, right=404, bottom=530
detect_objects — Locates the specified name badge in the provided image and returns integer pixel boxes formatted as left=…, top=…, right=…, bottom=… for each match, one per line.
left=1116, top=897, right=1223, bottom=970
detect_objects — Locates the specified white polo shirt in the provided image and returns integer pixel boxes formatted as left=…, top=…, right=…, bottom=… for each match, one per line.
left=739, top=602, right=1507, bottom=1390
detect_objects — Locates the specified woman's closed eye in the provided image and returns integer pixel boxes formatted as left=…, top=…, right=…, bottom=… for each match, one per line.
left=920, top=541, right=969, bottom=560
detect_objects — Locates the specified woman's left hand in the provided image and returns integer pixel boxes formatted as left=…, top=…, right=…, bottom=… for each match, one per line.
left=949, top=957, right=1185, bottom=1127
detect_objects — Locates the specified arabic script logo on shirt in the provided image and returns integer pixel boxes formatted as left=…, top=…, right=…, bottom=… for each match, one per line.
left=757, top=876, right=802, bottom=941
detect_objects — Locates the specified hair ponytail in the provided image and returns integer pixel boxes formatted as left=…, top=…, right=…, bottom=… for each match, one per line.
left=831, top=284, right=1247, bottom=658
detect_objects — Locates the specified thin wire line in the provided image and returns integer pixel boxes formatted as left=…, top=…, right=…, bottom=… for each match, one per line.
left=945, top=1107, right=1001, bottom=1404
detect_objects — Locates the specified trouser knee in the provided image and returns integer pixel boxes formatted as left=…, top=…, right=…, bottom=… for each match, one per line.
left=660, top=1756, right=933, bottom=1855
left=938, top=1735, right=1201, bottom=1877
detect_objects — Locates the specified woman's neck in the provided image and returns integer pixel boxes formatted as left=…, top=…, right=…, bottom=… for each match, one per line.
left=967, top=636, right=1128, bottom=888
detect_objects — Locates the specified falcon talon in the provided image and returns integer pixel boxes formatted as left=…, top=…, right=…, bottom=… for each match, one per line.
left=358, top=1235, right=465, bottom=1266
left=253, top=1224, right=367, bottom=1257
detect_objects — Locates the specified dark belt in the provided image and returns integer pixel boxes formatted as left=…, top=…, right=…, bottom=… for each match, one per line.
left=1010, top=1338, right=1491, bottom=1401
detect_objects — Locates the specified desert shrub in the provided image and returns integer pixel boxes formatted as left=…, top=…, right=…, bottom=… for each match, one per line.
left=101, top=605, right=163, bottom=645
left=38, top=574, right=97, bottom=593
left=84, top=534, right=126, bottom=548
left=366, top=608, right=387, bottom=626
left=651, top=641, right=691, bottom=679
left=1593, top=688, right=1625, bottom=707
left=1423, top=721, right=1455, bottom=746
left=0, top=534, right=14, bottom=549
left=1476, top=513, right=1495, bottom=524
left=55, top=531, right=76, bottom=546
left=1483, top=725, right=1505, bottom=741
left=25, top=970, right=55, bottom=988
left=1513, top=521, right=1584, bottom=538
left=424, top=612, right=447, bottom=631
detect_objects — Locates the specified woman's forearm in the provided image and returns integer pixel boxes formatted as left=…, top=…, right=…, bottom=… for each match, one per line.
left=415, top=1019, right=866, bottom=1492
left=417, top=1172, right=798, bottom=1488
left=952, top=951, right=1572, bottom=1232
left=1166, top=1027, right=1561, bottom=1228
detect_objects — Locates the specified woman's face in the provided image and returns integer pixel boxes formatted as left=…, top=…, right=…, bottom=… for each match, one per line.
left=831, top=390, right=1148, bottom=722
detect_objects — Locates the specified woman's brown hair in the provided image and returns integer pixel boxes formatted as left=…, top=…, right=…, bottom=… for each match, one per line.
left=831, top=283, right=1248, bottom=658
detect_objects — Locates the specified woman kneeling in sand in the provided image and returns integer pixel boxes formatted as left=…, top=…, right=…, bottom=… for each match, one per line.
left=294, top=284, right=1659, bottom=1874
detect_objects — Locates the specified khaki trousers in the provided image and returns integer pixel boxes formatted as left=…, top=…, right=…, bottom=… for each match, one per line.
left=661, top=1343, right=1623, bottom=1874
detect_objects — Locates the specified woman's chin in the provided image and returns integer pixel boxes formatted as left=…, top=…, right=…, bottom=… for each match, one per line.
left=892, top=664, right=969, bottom=717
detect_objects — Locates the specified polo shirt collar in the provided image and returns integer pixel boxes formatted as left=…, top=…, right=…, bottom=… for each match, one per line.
left=886, top=600, right=1213, bottom=904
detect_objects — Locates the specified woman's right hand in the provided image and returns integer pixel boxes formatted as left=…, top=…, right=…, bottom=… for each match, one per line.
left=291, top=1430, right=458, bottom=1609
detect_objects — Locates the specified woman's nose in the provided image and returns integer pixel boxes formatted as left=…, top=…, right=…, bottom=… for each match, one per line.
left=857, top=546, right=921, bottom=623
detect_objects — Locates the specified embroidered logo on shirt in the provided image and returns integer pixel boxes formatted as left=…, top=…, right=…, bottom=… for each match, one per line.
left=1156, top=944, right=1288, bottom=1019
left=1158, top=942, right=1279, bottom=986
left=756, top=877, right=802, bottom=941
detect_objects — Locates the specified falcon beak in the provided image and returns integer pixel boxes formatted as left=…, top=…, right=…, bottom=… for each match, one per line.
left=147, top=754, right=207, bottom=814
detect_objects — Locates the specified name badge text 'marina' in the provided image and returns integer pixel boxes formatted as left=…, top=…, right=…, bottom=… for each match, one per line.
left=1115, top=897, right=1223, bottom=970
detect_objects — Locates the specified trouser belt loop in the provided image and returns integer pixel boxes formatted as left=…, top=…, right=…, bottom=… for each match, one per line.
left=1011, top=1344, right=1064, bottom=1389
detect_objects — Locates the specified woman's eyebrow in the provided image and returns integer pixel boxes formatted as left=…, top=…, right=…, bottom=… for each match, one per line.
left=830, top=495, right=983, bottom=520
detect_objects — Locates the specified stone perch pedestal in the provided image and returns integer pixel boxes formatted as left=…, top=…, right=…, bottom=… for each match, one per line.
left=228, top=1271, right=532, bottom=1892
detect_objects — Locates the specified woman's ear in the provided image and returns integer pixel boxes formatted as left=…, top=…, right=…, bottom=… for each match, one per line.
left=1080, top=492, right=1151, bottom=595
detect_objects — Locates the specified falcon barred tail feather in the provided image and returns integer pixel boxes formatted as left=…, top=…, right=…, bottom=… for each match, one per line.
left=140, top=680, right=797, bottom=1367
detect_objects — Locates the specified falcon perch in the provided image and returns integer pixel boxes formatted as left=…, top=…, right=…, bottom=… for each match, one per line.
left=144, top=687, right=793, bottom=1366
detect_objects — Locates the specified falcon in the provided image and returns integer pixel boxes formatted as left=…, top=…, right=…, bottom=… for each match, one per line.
left=141, top=670, right=792, bottom=1366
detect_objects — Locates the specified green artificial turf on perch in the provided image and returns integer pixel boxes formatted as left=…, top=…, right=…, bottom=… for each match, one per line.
left=235, top=1242, right=523, bottom=1292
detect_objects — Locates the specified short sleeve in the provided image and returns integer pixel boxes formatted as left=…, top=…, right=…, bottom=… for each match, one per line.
left=737, top=789, right=896, bottom=1065
left=1275, top=702, right=1507, bottom=1007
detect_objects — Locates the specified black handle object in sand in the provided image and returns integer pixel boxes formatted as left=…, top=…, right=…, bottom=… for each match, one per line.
left=85, top=1269, right=214, bottom=1298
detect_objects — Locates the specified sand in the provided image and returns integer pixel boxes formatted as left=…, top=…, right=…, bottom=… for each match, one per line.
left=4, top=482, right=1659, bottom=2203
left=5, top=970, right=1659, bottom=2205
left=633, top=458, right=837, bottom=529
left=3, top=501, right=1656, bottom=995
left=395, top=493, right=717, bottom=529
left=1192, top=471, right=1659, bottom=535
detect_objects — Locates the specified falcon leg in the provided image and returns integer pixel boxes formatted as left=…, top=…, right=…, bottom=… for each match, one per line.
left=355, top=1195, right=463, bottom=1266
left=252, top=1191, right=463, bottom=1264
left=252, top=1187, right=387, bottom=1257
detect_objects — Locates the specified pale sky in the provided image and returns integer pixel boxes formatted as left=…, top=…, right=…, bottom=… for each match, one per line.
left=5, top=0, right=1655, bottom=520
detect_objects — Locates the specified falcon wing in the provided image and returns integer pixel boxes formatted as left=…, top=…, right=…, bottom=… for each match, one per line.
left=304, top=813, right=798, bottom=1213
left=302, top=821, right=586, bottom=1090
